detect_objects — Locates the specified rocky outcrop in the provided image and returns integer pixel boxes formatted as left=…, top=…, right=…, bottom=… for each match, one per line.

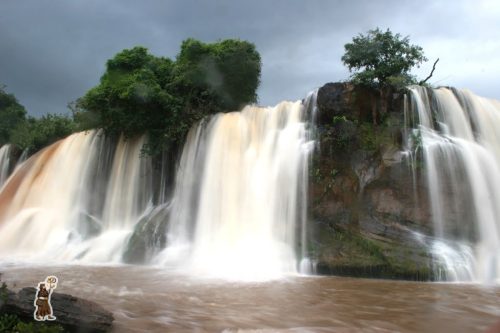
left=308, top=82, right=438, bottom=280
left=122, top=204, right=170, bottom=263
left=0, top=286, right=114, bottom=332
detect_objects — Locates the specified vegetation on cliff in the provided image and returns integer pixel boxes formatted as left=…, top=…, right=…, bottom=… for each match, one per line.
left=1, top=38, right=261, bottom=156
left=312, top=27, right=440, bottom=278
left=310, top=28, right=436, bottom=280
left=9, top=114, right=75, bottom=153
left=0, top=86, right=27, bottom=145
left=74, top=39, right=261, bottom=154
left=0, top=86, right=74, bottom=153
left=342, top=28, right=428, bottom=89
left=3, top=30, right=432, bottom=157
left=309, top=80, right=438, bottom=281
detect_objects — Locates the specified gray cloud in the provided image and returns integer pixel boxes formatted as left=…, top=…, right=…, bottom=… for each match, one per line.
left=1, top=0, right=499, bottom=116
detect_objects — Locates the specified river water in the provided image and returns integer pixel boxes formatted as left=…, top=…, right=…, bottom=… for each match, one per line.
left=1, top=264, right=499, bottom=332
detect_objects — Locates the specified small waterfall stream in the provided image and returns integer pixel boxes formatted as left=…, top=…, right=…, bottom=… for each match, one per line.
left=0, top=144, right=13, bottom=187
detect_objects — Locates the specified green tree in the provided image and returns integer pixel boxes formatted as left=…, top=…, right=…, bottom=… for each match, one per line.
left=10, top=114, right=76, bottom=152
left=175, top=38, right=261, bottom=111
left=0, top=86, right=76, bottom=154
left=341, top=28, right=427, bottom=88
left=0, top=86, right=27, bottom=145
left=76, top=39, right=261, bottom=155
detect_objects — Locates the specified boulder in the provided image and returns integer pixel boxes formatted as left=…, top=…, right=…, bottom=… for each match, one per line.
left=122, top=204, right=170, bottom=264
left=1, top=287, right=113, bottom=333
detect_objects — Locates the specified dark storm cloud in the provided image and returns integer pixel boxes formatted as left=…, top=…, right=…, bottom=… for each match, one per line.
left=1, top=0, right=499, bottom=116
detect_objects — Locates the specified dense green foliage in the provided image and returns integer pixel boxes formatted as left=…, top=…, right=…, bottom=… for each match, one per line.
left=0, top=314, right=63, bottom=333
left=175, top=39, right=261, bottom=111
left=0, top=38, right=261, bottom=156
left=342, top=28, right=427, bottom=88
left=10, top=114, right=75, bottom=153
left=76, top=39, right=261, bottom=154
left=0, top=87, right=74, bottom=153
left=0, top=86, right=27, bottom=145
left=75, top=47, right=177, bottom=138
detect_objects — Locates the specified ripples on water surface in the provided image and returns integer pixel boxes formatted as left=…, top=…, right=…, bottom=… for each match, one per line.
left=1, top=264, right=499, bottom=332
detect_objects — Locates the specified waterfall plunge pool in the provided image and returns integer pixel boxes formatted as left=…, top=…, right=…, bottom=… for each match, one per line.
left=1, top=264, right=499, bottom=332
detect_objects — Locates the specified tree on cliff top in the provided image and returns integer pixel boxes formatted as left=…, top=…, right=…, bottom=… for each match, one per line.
left=76, top=39, right=261, bottom=154
left=175, top=38, right=261, bottom=111
left=342, top=28, right=428, bottom=88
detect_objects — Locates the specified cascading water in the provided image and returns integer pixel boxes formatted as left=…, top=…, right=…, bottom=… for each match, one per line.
left=0, top=144, right=13, bottom=187
left=0, top=145, right=30, bottom=190
left=158, top=100, right=315, bottom=280
left=0, top=131, right=156, bottom=263
left=0, top=97, right=315, bottom=280
left=15, top=148, right=29, bottom=167
left=407, top=86, right=500, bottom=283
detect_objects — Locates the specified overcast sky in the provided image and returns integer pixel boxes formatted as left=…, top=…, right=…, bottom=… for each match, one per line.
left=1, top=0, right=500, bottom=116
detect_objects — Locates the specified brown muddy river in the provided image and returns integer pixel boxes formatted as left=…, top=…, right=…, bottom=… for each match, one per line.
left=1, top=264, right=499, bottom=332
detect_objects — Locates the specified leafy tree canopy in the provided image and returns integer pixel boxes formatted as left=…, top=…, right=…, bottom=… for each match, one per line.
left=0, top=85, right=76, bottom=153
left=75, top=39, right=261, bottom=154
left=175, top=38, right=261, bottom=110
left=10, top=114, right=75, bottom=152
left=0, top=39, right=261, bottom=157
left=76, top=46, right=177, bottom=138
left=342, top=28, right=427, bottom=88
left=0, top=86, right=27, bottom=145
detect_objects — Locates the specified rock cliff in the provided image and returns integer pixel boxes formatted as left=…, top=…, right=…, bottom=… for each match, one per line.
left=308, top=82, right=438, bottom=280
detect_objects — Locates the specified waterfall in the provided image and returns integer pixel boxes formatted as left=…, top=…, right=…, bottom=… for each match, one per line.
left=0, top=98, right=315, bottom=280
left=408, top=86, right=500, bottom=283
left=0, top=131, right=156, bottom=263
left=0, top=144, right=13, bottom=188
left=14, top=148, right=29, bottom=169
left=157, top=100, right=315, bottom=279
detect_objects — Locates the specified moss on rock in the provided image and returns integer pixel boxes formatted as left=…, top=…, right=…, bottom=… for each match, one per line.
left=310, top=222, right=436, bottom=281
